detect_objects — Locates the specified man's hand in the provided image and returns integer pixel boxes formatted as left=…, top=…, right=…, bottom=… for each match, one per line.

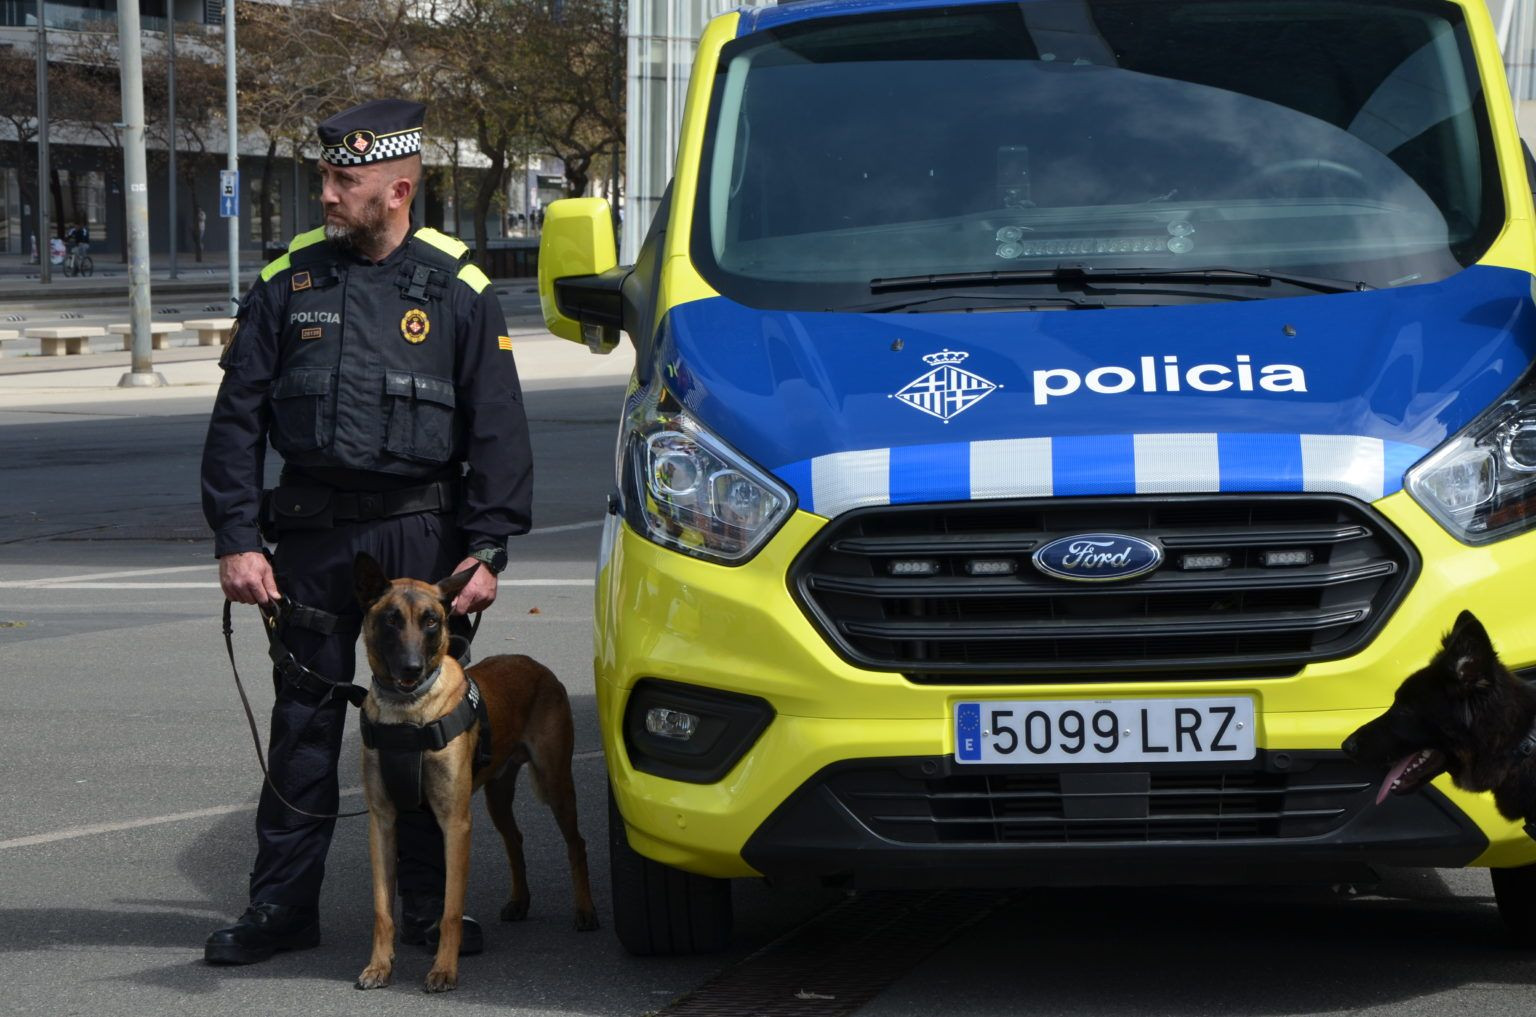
left=449, top=556, right=497, bottom=615
left=220, top=551, right=280, bottom=606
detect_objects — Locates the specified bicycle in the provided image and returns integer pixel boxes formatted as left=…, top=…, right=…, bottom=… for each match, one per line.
left=63, top=245, right=94, bottom=278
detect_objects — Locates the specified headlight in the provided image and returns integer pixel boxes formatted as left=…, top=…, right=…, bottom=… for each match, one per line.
left=1406, top=373, right=1536, bottom=544
left=617, top=378, right=793, bottom=564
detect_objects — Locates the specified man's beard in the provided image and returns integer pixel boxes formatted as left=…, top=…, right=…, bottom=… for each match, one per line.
left=324, top=193, right=389, bottom=251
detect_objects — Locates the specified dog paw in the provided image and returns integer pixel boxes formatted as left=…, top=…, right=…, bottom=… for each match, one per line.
left=574, top=909, right=600, bottom=932
left=499, top=898, right=530, bottom=922
left=423, top=968, right=458, bottom=993
left=355, top=964, right=392, bottom=990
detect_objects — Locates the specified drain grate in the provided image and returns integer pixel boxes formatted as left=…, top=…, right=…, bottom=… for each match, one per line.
left=654, top=890, right=1007, bottom=1017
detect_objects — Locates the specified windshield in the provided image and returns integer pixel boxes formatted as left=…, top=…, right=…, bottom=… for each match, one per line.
left=692, top=0, right=1502, bottom=311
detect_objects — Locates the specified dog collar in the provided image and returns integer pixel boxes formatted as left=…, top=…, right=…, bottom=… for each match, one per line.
left=371, top=664, right=443, bottom=703
left=358, top=676, right=489, bottom=813
left=1516, top=716, right=1536, bottom=760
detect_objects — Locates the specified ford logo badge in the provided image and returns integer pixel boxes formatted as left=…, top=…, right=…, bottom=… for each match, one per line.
left=1032, top=533, right=1163, bottom=582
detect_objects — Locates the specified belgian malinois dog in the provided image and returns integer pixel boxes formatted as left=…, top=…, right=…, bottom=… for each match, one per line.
left=1343, top=611, right=1536, bottom=824
left=353, top=553, right=598, bottom=993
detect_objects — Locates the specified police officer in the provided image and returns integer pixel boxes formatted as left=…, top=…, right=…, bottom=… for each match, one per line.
left=200, top=99, right=531, bottom=964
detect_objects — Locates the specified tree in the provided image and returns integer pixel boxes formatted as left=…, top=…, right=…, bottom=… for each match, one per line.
left=524, top=0, right=626, bottom=198
left=0, top=50, right=44, bottom=253
left=412, top=0, right=535, bottom=265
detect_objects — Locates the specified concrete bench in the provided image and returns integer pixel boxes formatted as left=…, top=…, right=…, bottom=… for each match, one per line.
left=182, top=317, right=235, bottom=347
left=24, top=325, right=107, bottom=356
left=109, top=322, right=184, bottom=351
left=0, top=328, right=17, bottom=356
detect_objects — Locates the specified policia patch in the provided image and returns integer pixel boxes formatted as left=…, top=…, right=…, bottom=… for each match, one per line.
left=401, top=308, right=430, bottom=344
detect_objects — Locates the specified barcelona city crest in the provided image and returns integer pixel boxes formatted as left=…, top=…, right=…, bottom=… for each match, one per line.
left=892, top=349, right=998, bottom=421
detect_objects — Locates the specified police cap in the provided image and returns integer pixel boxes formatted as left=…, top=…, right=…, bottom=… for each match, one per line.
left=317, top=99, right=425, bottom=167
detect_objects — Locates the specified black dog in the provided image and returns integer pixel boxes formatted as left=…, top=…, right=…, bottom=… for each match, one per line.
left=1342, top=610, right=1536, bottom=829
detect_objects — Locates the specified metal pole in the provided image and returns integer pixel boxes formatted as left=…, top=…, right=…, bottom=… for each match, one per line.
left=35, top=0, right=50, bottom=284
left=117, top=0, right=166, bottom=387
left=225, top=0, right=238, bottom=315
left=168, top=0, right=178, bottom=279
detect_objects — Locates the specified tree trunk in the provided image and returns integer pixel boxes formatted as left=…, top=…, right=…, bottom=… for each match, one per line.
left=472, top=135, right=506, bottom=270
left=563, top=153, right=591, bottom=197
left=182, top=159, right=204, bottom=261
left=260, top=138, right=277, bottom=253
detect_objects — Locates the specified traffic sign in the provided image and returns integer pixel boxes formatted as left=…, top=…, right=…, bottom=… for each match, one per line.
left=219, top=169, right=239, bottom=218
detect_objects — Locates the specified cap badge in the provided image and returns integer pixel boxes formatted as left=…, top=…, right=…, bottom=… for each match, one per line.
left=344, top=129, right=376, bottom=156
left=401, top=308, right=430, bottom=344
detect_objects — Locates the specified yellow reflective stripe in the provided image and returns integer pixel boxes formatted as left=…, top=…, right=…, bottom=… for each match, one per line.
left=259, top=253, right=291, bottom=282
left=288, top=226, right=327, bottom=253
left=258, top=227, right=326, bottom=282
left=416, top=227, right=469, bottom=261
left=458, top=263, right=491, bottom=294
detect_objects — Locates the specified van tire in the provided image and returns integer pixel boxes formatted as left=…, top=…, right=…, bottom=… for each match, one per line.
left=608, top=786, right=732, bottom=956
left=1492, top=863, right=1536, bottom=946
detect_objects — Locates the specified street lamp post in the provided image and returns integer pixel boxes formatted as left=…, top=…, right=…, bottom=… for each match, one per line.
left=35, top=0, right=50, bottom=284
left=225, top=0, right=238, bottom=315
left=168, top=0, right=178, bottom=279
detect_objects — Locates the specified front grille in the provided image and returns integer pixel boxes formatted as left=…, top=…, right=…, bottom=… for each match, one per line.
left=826, top=756, right=1374, bottom=844
left=790, top=495, right=1417, bottom=681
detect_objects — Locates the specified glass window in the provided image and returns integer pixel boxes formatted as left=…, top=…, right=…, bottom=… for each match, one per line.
left=693, top=0, right=1503, bottom=311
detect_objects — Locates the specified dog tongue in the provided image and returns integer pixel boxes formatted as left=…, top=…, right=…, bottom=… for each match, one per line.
left=1376, top=754, right=1417, bottom=806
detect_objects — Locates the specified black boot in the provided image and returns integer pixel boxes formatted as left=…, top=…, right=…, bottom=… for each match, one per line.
left=400, top=902, right=483, bottom=956
left=204, top=902, right=320, bottom=965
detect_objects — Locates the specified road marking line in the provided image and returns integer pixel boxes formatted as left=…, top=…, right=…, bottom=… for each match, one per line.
left=0, top=750, right=604, bottom=850
left=532, top=519, right=606, bottom=535
left=3, top=564, right=214, bottom=585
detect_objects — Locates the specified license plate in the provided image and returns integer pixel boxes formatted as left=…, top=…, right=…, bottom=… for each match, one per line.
left=953, top=697, right=1255, bottom=764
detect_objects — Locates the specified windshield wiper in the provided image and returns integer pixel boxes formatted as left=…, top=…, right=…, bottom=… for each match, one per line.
left=870, top=264, right=1372, bottom=296
left=839, top=292, right=1100, bottom=313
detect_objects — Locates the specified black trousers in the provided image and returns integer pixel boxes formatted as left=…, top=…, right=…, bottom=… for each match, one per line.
left=249, top=510, right=467, bottom=910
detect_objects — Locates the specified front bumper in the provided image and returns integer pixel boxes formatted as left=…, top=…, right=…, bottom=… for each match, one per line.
left=741, top=752, right=1485, bottom=887
left=596, top=493, right=1536, bottom=881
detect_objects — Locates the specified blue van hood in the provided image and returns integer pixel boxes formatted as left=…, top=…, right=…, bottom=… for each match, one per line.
left=658, top=265, right=1536, bottom=517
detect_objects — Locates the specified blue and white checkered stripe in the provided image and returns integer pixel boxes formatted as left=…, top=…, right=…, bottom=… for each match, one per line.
left=776, top=433, right=1430, bottom=518
left=321, top=130, right=422, bottom=166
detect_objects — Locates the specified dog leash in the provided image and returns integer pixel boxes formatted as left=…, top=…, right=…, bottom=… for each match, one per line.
left=222, top=599, right=371, bottom=820
left=220, top=598, right=486, bottom=822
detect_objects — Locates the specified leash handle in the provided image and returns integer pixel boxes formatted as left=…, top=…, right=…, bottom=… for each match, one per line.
left=223, top=599, right=369, bottom=821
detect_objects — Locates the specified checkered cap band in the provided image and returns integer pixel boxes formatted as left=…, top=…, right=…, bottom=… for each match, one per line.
left=321, top=129, right=422, bottom=166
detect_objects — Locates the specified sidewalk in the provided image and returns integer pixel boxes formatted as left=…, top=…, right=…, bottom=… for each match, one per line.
left=0, top=323, right=633, bottom=409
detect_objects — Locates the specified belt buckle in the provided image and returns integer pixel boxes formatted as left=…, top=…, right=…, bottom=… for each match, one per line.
left=358, top=492, right=383, bottom=519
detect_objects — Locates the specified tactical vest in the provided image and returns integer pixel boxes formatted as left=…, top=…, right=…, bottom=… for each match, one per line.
left=265, top=227, right=472, bottom=479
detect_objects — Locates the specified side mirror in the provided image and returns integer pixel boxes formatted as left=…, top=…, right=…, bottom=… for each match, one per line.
left=538, top=198, right=624, bottom=354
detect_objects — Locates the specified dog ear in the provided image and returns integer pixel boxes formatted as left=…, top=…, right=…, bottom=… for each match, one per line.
left=1444, top=610, right=1496, bottom=691
left=354, top=552, right=391, bottom=611
left=436, top=562, right=481, bottom=606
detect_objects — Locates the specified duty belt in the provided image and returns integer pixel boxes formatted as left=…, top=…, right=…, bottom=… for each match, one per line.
left=331, top=479, right=457, bottom=522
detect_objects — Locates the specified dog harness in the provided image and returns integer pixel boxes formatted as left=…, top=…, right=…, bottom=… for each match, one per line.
left=359, top=675, right=493, bottom=813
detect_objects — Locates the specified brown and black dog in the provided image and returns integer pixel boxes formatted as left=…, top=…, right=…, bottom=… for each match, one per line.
left=352, top=552, right=597, bottom=993
left=1342, top=610, right=1536, bottom=826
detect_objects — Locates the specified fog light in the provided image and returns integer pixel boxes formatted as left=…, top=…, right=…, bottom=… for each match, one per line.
left=1261, top=549, right=1314, bottom=567
left=889, top=559, right=941, bottom=576
left=645, top=707, right=699, bottom=741
left=1179, top=553, right=1230, bottom=570
left=625, top=680, right=775, bottom=784
left=965, top=558, right=1017, bottom=576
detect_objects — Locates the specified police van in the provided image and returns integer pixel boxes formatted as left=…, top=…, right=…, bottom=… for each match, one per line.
left=539, top=0, right=1536, bottom=954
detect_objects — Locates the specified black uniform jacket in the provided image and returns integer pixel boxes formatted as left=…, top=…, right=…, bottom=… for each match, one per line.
left=200, top=225, right=533, bottom=558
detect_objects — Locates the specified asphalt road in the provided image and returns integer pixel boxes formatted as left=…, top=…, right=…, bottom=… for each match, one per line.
left=2, top=296, right=1534, bottom=1016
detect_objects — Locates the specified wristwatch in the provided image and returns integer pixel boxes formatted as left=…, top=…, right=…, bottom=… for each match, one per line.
left=468, top=546, right=508, bottom=575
